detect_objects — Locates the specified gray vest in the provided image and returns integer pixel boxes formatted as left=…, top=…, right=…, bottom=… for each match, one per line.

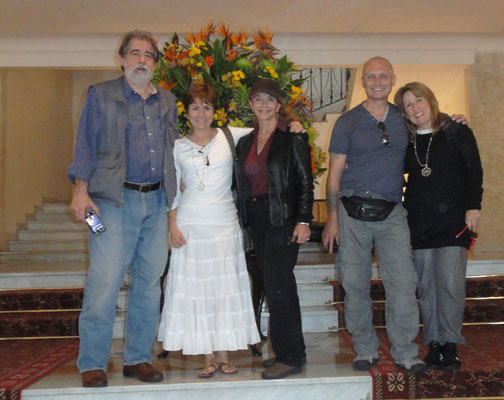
left=87, top=77, right=178, bottom=208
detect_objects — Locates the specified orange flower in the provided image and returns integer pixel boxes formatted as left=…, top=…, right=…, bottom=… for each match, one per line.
left=205, top=55, right=214, bottom=67
left=187, top=32, right=195, bottom=45
left=231, top=33, right=239, bottom=45
left=200, top=21, right=215, bottom=41
left=159, top=80, right=177, bottom=91
left=226, top=49, right=238, bottom=61
left=239, top=30, right=247, bottom=45
left=253, top=28, right=277, bottom=57
left=218, top=24, right=230, bottom=39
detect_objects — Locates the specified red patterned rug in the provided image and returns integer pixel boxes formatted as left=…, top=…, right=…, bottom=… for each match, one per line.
left=0, top=339, right=79, bottom=400
left=341, top=325, right=504, bottom=399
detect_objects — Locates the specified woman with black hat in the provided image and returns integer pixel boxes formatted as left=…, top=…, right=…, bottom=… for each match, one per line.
left=236, top=78, right=314, bottom=379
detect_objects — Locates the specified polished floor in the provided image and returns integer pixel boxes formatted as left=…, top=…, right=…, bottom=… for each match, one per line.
left=28, top=332, right=360, bottom=388
left=21, top=333, right=373, bottom=400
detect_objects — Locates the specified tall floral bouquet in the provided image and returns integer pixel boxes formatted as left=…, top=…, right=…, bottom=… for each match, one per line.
left=153, top=22, right=326, bottom=179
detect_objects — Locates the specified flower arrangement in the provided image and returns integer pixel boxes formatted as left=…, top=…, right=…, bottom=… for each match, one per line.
left=153, top=22, right=327, bottom=179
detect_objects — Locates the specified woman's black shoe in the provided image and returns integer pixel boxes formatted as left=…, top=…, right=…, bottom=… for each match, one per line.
left=424, top=341, right=444, bottom=369
left=442, top=342, right=462, bottom=369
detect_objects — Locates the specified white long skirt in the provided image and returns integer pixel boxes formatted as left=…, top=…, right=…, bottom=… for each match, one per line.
left=157, top=222, right=260, bottom=355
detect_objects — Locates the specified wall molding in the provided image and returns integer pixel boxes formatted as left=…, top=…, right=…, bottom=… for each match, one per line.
left=1, top=33, right=504, bottom=68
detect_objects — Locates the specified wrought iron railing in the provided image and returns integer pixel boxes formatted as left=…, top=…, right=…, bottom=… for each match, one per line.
left=293, top=68, right=349, bottom=113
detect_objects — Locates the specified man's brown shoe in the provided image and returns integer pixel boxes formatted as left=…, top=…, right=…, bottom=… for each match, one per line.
left=123, top=362, right=163, bottom=383
left=261, top=362, right=302, bottom=380
left=82, top=369, right=107, bottom=387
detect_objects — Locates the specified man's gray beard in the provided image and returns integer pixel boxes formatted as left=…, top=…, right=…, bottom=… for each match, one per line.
left=125, top=66, right=153, bottom=88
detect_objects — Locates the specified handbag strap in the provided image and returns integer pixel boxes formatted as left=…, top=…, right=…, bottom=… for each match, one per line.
left=222, top=126, right=245, bottom=224
left=222, top=126, right=237, bottom=159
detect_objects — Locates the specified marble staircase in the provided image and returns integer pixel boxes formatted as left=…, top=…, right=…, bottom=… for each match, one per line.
left=1, top=203, right=88, bottom=263
left=0, top=202, right=340, bottom=340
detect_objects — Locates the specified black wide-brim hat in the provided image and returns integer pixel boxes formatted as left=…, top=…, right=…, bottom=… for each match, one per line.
left=249, top=78, right=284, bottom=102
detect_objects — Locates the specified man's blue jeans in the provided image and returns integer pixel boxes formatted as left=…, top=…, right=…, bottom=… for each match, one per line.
left=77, top=188, right=168, bottom=372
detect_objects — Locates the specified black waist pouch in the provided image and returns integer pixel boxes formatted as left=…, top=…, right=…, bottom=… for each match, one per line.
left=341, top=196, right=396, bottom=222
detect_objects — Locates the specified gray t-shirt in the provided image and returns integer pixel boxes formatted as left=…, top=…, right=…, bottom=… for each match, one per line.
left=328, top=103, right=408, bottom=203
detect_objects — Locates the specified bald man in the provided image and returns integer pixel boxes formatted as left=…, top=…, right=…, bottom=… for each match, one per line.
left=322, top=57, right=425, bottom=373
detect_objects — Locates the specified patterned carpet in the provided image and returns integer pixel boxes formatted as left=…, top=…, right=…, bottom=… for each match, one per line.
left=0, top=339, right=78, bottom=400
left=342, top=325, right=504, bottom=399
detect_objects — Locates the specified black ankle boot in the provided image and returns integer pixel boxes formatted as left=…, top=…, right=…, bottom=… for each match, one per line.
left=424, top=341, right=444, bottom=369
left=442, top=342, right=461, bottom=369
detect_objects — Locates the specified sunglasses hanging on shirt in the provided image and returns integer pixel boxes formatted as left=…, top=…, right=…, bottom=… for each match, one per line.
left=377, top=121, right=390, bottom=146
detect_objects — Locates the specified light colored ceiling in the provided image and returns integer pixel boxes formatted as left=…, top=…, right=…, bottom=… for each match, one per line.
left=2, top=0, right=504, bottom=36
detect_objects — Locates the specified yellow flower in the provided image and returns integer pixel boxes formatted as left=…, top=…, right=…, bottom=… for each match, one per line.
left=217, top=121, right=223, bottom=126
left=196, top=62, right=203, bottom=67
left=263, top=66, right=278, bottom=78
left=290, top=85, right=303, bottom=99
left=214, top=107, right=227, bottom=123
left=176, top=101, right=185, bottom=116
left=232, top=70, right=245, bottom=80
left=189, top=47, right=201, bottom=57
left=291, top=85, right=302, bottom=94
left=195, top=41, right=206, bottom=47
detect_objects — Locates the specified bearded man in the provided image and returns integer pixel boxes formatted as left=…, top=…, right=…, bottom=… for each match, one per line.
left=68, top=30, right=178, bottom=387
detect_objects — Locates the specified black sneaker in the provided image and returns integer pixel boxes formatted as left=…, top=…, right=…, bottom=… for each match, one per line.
left=424, top=341, right=444, bottom=369
left=442, top=342, right=461, bottom=369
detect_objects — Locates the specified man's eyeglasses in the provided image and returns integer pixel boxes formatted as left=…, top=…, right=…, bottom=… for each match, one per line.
left=456, top=224, right=478, bottom=253
left=377, top=122, right=390, bottom=146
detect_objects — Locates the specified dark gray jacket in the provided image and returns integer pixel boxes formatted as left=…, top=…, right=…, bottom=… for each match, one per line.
left=88, top=77, right=178, bottom=207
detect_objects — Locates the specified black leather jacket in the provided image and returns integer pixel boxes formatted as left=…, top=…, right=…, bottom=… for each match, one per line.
left=236, top=125, right=314, bottom=227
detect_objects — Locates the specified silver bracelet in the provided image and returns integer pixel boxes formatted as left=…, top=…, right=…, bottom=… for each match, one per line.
left=298, top=222, right=310, bottom=225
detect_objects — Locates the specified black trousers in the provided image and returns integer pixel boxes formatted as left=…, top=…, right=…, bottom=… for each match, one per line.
left=247, top=196, right=306, bottom=367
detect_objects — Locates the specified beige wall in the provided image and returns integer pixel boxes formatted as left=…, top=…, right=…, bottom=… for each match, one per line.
left=468, top=53, right=504, bottom=257
left=72, top=70, right=121, bottom=139
left=348, top=64, right=468, bottom=115
left=0, top=69, right=74, bottom=249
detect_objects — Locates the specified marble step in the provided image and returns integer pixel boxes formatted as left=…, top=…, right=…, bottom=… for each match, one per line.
left=298, top=283, right=334, bottom=307
left=299, top=241, right=327, bottom=253
left=18, top=230, right=88, bottom=241
left=9, top=240, right=88, bottom=252
left=0, top=262, right=89, bottom=288
left=260, top=305, right=339, bottom=334
left=34, top=212, right=74, bottom=221
left=0, top=250, right=88, bottom=263
left=294, top=264, right=336, bottom=284
left=26, top=220, right=84, bottom=231
left=39, top=203, right=70, bottom=213
left=22, top=331, right=373, bottom=400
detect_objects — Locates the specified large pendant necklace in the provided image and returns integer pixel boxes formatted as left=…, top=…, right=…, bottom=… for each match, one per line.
left=413, top=134, right=433, bottom=177
left=190, top=142, right=211, bottom=191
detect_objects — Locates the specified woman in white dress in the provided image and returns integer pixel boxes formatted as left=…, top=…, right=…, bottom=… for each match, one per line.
left=157, top=83, right=260, bottom=377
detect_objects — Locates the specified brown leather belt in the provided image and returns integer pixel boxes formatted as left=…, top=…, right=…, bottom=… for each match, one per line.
left=124, top=181, right=162, bottom=193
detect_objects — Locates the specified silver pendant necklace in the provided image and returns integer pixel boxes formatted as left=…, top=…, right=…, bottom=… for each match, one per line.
left=413, top=134, right=433, bottom=177
left=190, top=142, right=210, bottom=191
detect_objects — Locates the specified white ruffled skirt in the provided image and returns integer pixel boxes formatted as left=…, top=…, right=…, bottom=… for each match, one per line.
left=157, top=221, right=260, bottom=355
